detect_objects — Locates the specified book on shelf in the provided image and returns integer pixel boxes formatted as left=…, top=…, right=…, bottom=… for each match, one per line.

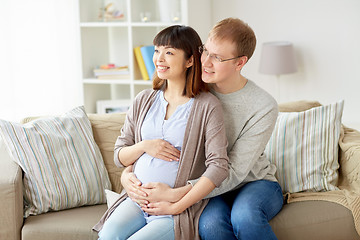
left=140, top=45, right=155, bottom=79
left=93, top=64, right=129, bottom=77
left=134, top=46, right=150, bottom=80
left=96, top=74, right=130, bottom=80
left=94, top=71, right=129, bottom=76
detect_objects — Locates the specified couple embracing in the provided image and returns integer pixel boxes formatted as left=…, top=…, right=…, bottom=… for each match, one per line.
left=94, top=18, right=283, bottom=240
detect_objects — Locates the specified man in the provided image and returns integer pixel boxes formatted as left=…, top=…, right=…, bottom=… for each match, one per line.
left=121, top=18, right=283, bottom=239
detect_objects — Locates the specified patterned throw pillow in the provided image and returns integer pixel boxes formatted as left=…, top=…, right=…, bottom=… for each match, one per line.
left=0, top=106, right=111, bottom=217
left=265, top=100, right=344, bottom=193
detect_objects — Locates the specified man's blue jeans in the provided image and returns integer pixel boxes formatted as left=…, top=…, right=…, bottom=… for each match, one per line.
left=199, top=180, right=283, bottom=240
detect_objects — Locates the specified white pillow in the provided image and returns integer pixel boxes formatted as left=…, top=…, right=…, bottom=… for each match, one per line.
left=0, top=106, right=111, bottom=217
left=105, top=189, right=122, bottom=208
left=265, top=100, right=344, bottom=193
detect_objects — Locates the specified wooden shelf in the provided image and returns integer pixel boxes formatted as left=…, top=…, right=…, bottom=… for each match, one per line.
left=80, top=22, right=128, bottom=27
left=83, top=79, right=153, bottom=85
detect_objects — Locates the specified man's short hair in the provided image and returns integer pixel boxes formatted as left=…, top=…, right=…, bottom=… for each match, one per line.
left=209, top=18, right=256, bottom=61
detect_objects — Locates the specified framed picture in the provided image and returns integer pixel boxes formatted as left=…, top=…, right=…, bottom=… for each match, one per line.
left=96, top=99, right=132, bottom=114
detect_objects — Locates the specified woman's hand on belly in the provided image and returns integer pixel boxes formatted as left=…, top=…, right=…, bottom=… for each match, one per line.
left=142, top=139, right=181, bottom=162
left=141, top=182, right=192, bottom=203
left=121, top=165, right=149, bottom=207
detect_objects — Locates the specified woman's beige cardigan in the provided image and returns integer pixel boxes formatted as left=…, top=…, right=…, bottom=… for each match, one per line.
left=93, top=89, right=229, bottom=239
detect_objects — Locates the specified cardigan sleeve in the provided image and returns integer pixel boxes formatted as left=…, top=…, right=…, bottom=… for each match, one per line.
left=113, top=90, right=152, bottom=168
left=113, top=102, right=137, bottom=168
left=113, top=89, right=158, bottom=168
left=199, top=96, right=229, bottom=187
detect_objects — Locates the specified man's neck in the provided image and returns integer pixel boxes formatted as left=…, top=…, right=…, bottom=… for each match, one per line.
left=213, top=75, right=248, bottom=94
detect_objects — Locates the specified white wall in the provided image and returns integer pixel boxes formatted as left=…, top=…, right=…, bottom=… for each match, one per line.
left=187, top=0, right=213, bottom=42
left=0, top=0, right=82, bottom=122
left=1, top=0, right=359, bottom=129
left=211, top=0, right=360, bottom=129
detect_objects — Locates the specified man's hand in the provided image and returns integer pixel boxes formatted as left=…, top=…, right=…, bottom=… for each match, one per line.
left=141, top=182, right=175, bottom=202
left=121, top=166, right=149, bottom=206
left=143, top=139, right=181, bottom=162
left=141, top=181, right=192, bottom=203
left=142, top=201, right=183, bottom=216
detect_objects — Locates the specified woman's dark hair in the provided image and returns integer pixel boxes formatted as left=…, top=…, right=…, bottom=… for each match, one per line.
left=152, top=25, right=208, bottom=97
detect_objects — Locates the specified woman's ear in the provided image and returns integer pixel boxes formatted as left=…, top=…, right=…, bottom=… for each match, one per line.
left=186, top=56, right=194, bottom=68
left=236, top=56, right=248, bottom=71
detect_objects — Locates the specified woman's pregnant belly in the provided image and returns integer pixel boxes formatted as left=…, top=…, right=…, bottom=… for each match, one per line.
left=133, top=153, right=179, bottom=188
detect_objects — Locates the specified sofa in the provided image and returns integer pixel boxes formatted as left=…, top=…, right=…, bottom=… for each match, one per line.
left=1, top=100, right=359, bottom=240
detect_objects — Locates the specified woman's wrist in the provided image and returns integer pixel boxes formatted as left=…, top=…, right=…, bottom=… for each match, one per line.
left=137, top=140, right=144, bottom=151
left=139, top=139, right=149, bottom=153
left=172, top=201, right=186, bottom=215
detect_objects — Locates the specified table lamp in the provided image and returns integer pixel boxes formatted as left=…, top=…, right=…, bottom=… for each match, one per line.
left=259, top=41, right=297, bottom=102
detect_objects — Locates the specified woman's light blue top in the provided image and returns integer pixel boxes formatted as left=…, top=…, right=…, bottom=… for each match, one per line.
left=134, top=90, right=194, bottom=189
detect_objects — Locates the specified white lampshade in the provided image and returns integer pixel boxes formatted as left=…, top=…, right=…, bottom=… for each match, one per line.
left=259, top=41, right=297, bottom=75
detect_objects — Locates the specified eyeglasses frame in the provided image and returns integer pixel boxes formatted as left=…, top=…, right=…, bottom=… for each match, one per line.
left=199, top=45, right=243, bottom=63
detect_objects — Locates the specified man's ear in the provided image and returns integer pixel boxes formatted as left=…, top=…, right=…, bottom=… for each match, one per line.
left=186, top=56, right=194, bottom=68
left=236, top=56, right=248, bottom=71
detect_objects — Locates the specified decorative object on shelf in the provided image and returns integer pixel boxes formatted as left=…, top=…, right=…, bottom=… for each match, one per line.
left=170, top=11, right=181, bottom=23
left=140, top=12, right=151, bottom=22
left=99, top=0, right=125, bottom=21
left=134, top=46, right=150, bottom=80
left=93, top=64, right=130, bottom=80
left=158, top=0, right=181, bottom=23
left=259, top=41, right=297, bottom=102
left=96, top=99, right=131, bottom=114
left=140, top=45, right=155, bottom=80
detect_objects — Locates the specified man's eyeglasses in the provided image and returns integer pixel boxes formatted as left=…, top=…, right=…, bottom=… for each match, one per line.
left=199, top=45, right=242, bottom=63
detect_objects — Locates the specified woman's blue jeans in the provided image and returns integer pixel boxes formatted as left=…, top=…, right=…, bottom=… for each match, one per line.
left=98, top=198, right=174, bottom=240
left=199, top=180, right=283, bottom=240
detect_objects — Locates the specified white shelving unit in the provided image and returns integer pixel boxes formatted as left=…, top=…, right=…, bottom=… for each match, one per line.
left=78, top=0, right=188, bottom=113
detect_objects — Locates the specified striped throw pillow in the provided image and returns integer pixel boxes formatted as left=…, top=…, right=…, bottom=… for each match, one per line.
left=265, top=100, right=344, bottom=193
left=0, top=106, right=111, bottom=217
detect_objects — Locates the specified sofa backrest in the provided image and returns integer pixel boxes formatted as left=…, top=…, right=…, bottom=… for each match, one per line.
left=278, top=100, right=322, bottom=112
left=88, top=113, right=127, bottom=194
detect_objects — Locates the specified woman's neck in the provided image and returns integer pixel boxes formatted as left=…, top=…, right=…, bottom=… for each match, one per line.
left=163, top=78, right=190, bottom=120
left=163, top=78, right=188, bottom=103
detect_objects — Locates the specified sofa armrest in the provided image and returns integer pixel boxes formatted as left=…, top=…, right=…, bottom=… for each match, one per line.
left=0, top=141, right=23, bottom=240
left=338, top=125, right=360, bottom=190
